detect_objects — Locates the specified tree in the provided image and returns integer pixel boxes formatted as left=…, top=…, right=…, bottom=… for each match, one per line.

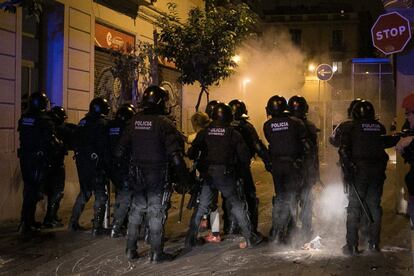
left=0, top=0, right=53, bottom=22
left=155, top=2, right=257, bottom=111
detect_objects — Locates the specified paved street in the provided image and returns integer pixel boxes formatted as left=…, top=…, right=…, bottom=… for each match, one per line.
left=0, top=150, right=413, bottom=275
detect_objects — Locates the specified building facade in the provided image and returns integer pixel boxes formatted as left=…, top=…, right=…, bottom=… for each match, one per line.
left=0, top=0, right=203, bottom=221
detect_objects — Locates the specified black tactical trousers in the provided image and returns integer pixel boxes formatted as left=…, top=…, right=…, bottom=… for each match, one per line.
left=187, top=165, right=252, bottom=241
left=109, top=164, right=131, bottom=227
left=45, top=162, right=65, bottom=201
left=271, top=160, right=302, bottom=238
left=20, top=153, right=49, bottom=226
left=126, top=166, right=168, bottom=254
left=405, top=164, right=414, bottom=225
left=299, top=181, right=313, bottom=234
left=70, top=154, right=108, bottom=226
left=226, top=164, right=259, bottom=232
left=346, top=161, right=386, bottom=247
left=43, top=159, right=65, bottom=224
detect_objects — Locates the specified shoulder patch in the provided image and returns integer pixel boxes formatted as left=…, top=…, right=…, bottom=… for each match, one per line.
left=109, top=127, right=120, bottom=135
left=21, top=117, right=35, bottom=126
left=271, top=121, right=289, bottom=132
left=208, top=127, right=226, bottom=136
left=135, top=120, right=153, bottom=130
left=361, top=123, right=381, bottom=132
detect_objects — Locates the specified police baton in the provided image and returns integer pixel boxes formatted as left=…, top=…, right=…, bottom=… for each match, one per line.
left=348, top=175, right=374, bottom=224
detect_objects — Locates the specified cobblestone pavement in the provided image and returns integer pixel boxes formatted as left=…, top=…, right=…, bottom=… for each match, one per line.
left=0, top=156, right=412, bottom=275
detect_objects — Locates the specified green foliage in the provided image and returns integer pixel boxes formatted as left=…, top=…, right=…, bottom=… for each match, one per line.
left=0, top=0, right=53, bottom=22
left=155, top=2, right=257, bottom=110
left=110, top=42, right=155, bottom=101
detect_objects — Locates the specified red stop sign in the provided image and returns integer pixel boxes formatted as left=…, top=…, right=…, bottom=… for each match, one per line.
left=371, top=12, right=412, bottom=55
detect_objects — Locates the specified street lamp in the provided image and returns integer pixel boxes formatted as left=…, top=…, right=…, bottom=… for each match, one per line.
left=241, top=77, right=251, bottom=94
left=308, top=63, right=316, bottom=72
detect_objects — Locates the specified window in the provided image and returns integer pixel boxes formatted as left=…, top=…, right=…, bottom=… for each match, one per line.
left=332, top=30, right=344, bottom=49
left=289, top=29, right=302, bottom=47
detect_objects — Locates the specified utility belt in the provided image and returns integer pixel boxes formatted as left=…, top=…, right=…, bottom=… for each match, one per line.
left=74, top=151, right=104, bottom=171
left=206, top=163, right=237, bottom=177
left=18, top=148, right=52, bottom=165
left=129, top=161, right=169, bottom=184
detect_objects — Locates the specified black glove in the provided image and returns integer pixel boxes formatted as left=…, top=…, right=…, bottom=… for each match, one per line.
left=171, top=152, right=191, bottom=194
left=174, top=168, right=191, bottom=194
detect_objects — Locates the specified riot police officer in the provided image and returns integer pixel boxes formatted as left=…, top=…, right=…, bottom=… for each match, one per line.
left=200, top=100, right=224, bottom=240
left=288, top=95, right=319, bottom=238
left=18, top=92, right=56, bottom=234
left=339, top=100, right=388, bottom=255
left=227, top=99, right=271, bottom=235
left=68, top=97, right=110, bottom=235
left=397, top=94, right=414, bottom=228
left=107, top=104, right=135, bottom=238
left=186, top=103, right=263, bottom=250
left=263, top=95, right=309, bottom=243
left=43, top=106, right=76, bottom=228
left=205, top=100, right=220, bottom=119
left=330, top=98, right=363, bottom=147
left=116, top=85, right=189, bottom=263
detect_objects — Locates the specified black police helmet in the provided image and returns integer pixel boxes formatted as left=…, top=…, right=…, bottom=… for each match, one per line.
left=212, top=103, right=233, bottom=124
left=205, top=100, right=220, bottom=119
left=288, top=95, right=308, bottom=119
left=266, top=95, right=287, bottom=117
left=142, top=85, right=168, bottom=114
left=116, top=104, right=135, bottom=122
left=89, top=97, right=110, bottom=116
left=50, top=106, right=67, bottom=125
left=228, top=99, right=248, bottom=120
left=351, top=100, right=375, bottom=120
left=29, top=91, right=49, bottom=112
left=347, top=98, right=363, bottom=118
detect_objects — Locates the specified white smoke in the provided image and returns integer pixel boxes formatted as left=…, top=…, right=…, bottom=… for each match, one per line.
left=208, top=28, right=306, bottom=139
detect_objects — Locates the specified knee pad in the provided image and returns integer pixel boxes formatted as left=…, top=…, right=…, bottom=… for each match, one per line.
left=148, top=206, right=164, bottom=219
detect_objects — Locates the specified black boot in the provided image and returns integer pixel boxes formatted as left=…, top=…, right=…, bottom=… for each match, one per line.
left=111, top=222, right=124, bottom=238
left=68, top=193, right=88, bottom=231
left=53, top=194, right=64, bottom=223
left=227, top=220, right=240, bottom=235
left=149, top=251, right=174, bottom=264
left=269, top=227, right=278, bottom=242
left=92, top=207, right=106, bottom=236
left=250, top=198, right=259, bottom=233
left=185, top=229, right=198, bottom=249
left=125, top=249, right=139, bottom=260
left=368, top=243, right=380, bottom=253
left=43, top=200, right=64, bottom=228
left=342, top=244, right=360, bottom=256
left=18, top=221, right=40, bottom=236
left=277, top=228, right=289, bottom=244
left=246, top=232, right=263, bottom=248
left=68, top=222, right=85, bottom=232
left=125, top=223, right=140, bottom=260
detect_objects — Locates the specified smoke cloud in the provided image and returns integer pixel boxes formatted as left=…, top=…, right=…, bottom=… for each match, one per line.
left=209, top=28, right=306, bottom=137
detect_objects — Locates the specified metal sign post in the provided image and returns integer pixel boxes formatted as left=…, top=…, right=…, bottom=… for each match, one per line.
left=316, top=64, right=334, bottom=162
